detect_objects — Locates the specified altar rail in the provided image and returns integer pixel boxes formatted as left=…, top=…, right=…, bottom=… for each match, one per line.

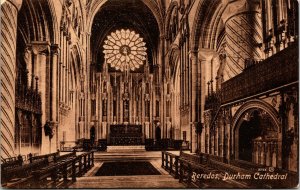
left=145, top=139, right=185, bottom=150
left=60, top=139, right=107, bottom=151
left=1, top=151, right=94, bottom=188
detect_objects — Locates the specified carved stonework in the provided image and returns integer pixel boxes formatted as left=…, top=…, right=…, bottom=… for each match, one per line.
left=224, top=108, right=232, bottom=125
left=31, top=42, right=50, bottom=55
left=222, top=0, right=260, bottom=23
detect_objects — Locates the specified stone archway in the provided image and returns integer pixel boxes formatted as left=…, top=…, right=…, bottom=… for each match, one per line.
left=232, top=100, right=281, bottom=167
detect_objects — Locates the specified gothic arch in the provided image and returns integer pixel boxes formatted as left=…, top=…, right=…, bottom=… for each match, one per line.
left=87, top=0, right=164, bottom=35
left=165, top=1, right=179, bottom=42
left=14, top=0, right=58, bottom=155
left=231, top=99, right=281, bottom=161
left=190, top=0, right=224, bottom=51
left=232, top=100, right=280, bottom=131
left=17, top=0, right=57, bottom=44
left=45, top=0, right=59, bottom=43
left=168, top=44, right=180, bottom=83
left=70, top=45, right=82, bottom=90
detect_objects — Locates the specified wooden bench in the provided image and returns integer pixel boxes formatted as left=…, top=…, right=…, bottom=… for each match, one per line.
left=1, top=151, right=87, bottom=189
left=178, top=155, right=216, bottom=188
left=164, top=152, right=246, bottom=188
left=2, top=158, right=49, bottom=188
left=29, top=152, right=59, bottom=163
left=1, top=155, right=23, bottom=171
left=30, top=151, right=94, bottom=188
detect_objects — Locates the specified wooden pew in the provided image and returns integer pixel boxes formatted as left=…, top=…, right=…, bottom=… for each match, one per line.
left=30, top=151, right=94, bottom=188
left=162, top=151, right=247, bottom=188
left=1, top=158, right=49, bottom=188
left=1, top=151, right=95, bottom=189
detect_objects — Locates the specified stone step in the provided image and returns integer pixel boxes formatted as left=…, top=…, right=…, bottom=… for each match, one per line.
left=94, top=151, right=161, bottom=161
left=94, top=152, right=161, bottom=161
left=106, top=145, right=146, bottom=153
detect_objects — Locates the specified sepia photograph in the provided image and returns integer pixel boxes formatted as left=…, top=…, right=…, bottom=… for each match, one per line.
left=0, top=0, right=299, bottom=189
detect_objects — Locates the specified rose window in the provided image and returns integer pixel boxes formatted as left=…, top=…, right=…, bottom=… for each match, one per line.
left=103, top=29, right=147, bottom=72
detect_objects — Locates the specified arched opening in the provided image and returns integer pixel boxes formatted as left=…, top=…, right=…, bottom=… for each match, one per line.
left=238, top=109, right=263, bottom=161
left=234, top=107, right=280, bottom=167
left=89, top=0, right=160, bottom=145
left=14, top=0, right=55, bottom=155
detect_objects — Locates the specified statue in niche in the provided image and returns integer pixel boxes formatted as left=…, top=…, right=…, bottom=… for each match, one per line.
left=123, top=100, right=129, bottom=122
left=155, top=122, right=161, bottom=141
left=90, top=126, right=95, bottom=146
left=103, top=81, right=107, bottom=93
left=216, top=50, right=226, bottom=90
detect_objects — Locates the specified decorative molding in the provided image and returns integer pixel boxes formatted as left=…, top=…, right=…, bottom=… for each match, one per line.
left=231, top=99, right=280, bottom=133
left=31, top=41, right=51, bottom=55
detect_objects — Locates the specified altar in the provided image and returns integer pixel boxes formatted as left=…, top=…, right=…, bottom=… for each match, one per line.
left=109, top=124, right=143, bottom=145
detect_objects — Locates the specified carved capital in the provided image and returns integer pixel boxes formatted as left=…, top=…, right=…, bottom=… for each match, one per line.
left=51, top=44, right=60, bottom=55
left=160, top=34, right=166, bottom=40
left=222, top=0, right=260, bottom=23
left=189, top=50, right=198, bottom=61
left=24, top=44, right=32, bottom=61
left=31, top=41, right=50, bottom=55
left=198, top=48, right=218, bottom=62
left=65, top=0, right=73, bottom=7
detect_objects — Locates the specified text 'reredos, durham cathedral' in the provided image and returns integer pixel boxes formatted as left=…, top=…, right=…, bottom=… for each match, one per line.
left=0, top=0, right=299, bottom=189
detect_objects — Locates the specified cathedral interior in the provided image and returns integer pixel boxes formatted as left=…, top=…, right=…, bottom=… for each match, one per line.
left=0, top=0, right=299, bottom=188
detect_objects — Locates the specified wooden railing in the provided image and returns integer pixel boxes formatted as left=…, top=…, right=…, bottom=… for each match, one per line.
left=162, top=151, right=299, bottom=188
left=162, top=151, right=222, bottom=188
left=161, top=151, right=180, bottom=179
left=1, top=151, right=94, bottom=189
left=60, top=139, right=107, bottom=151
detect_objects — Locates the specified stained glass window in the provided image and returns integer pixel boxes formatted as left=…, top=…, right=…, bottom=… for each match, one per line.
left=103, top=29, right=147, bottom=71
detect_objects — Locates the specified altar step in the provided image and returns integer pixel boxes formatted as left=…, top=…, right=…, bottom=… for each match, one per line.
left=94, top=151, right=162, bottom=161
left=107, top=145, right=146, bottom=153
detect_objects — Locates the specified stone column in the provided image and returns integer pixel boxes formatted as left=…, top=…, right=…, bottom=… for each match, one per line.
left=32, top=41, right=50, bottom=154
left=198, top=49, right=218, bottom=94
left=159, top=35, right=165, bottom=138
left=224, top=108, right=231, bottom=162
left=50, top=45, right=59, bottom=122
left=51, top=45, right=59, bottom=151
left=215, top=123, right=219, bottom=155
left=24, top=45, right=33, bottom=87
left=32, top=42, right=50, bottom=121
left=62, top=36, right=66, bottom=103
left=120, top=80, right=124, bottom=123
left=189, top=50, right=198, bottom=153
left=222, top=0, right=262, bottom=74
left=0, top=0, right=23, bottom=158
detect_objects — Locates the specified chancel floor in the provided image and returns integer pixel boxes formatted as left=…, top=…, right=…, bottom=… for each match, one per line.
left=95, top=161, right=161, bottom=176
left=69, top=151, right=185, bottom=189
